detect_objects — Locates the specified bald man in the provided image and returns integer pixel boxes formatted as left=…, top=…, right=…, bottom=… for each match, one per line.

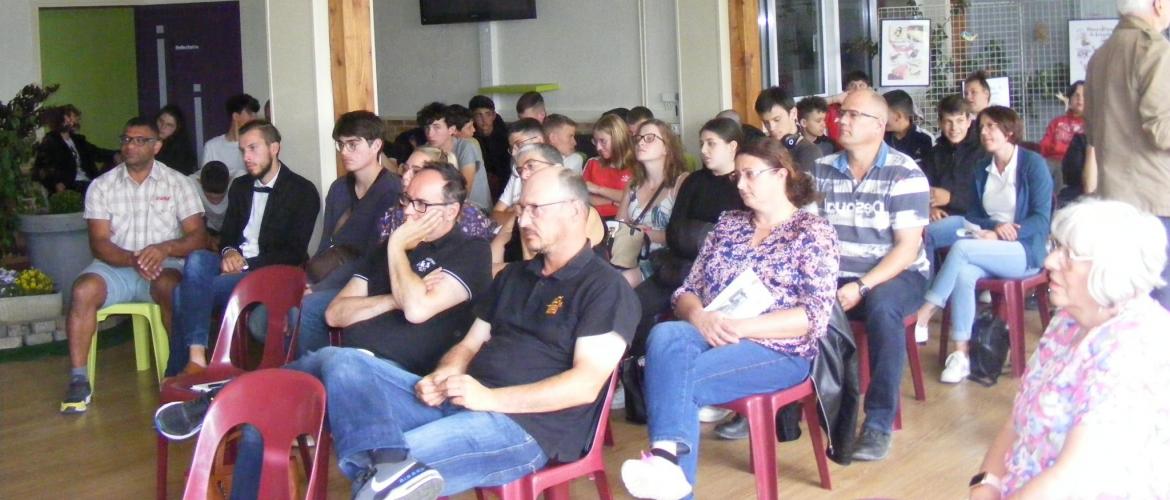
left=809, top=90, right=931, bottom=461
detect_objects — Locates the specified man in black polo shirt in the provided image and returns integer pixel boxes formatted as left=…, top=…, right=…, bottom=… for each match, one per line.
left=342, top=167, right=638, bottom=499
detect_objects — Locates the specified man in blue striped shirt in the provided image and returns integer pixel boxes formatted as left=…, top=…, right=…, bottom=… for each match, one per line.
left=810, top=90, right=931, bottom=462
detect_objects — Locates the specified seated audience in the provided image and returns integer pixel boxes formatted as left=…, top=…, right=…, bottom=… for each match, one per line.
left=544, top=113, right=585, bottom=172
left=964, top=71, right=993, bottom=142
left=417, top=102, right=491, bottom=210
left=717, top=109, right=766, bottom=142
left=170, top=120, right=319, bottom=374
left=60, top=116, right=206, bottom=414
left=883, top=90, right=933, bottom=166
left=490, top=118, right=547, bottom=224
left=797, top=95, right=836, bottom=155
left=1058, top=133, right=1089, bottom=204
left=810, top=90, right=930, bottom=461
left=201, top=93, right=259, bottom=178
left=469, top=95, right=512, bottom=200
left=628, top=106, right=655, bottom=135
left=923, top=95, right=983, bottom=223
left=755, top=86, right=824, bottom=172
left=1038, top=81, right=1085, bottom=162
left=154, top=105, right=197, bottom=175
left=824, top=70, right=873, bottom=143
left=616, top=119, right=690, bottom=287
left=378, top=146, right=496, bottom=247
left=915, top=106, right=1053, bottom=383
left=516, top=90, right=547, bottom=123
left=972, top=199, right=1170, bottom=499
left=197, top=161, right=230, bottom=248
left=583, top=114, right=637, bottom=219
left=620, top=138, right=838, bottom=500
left=33, top=104, right=117, bottom=193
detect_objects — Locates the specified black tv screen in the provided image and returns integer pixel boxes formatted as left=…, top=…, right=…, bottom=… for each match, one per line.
left=420, top=0, right=536, bottom=25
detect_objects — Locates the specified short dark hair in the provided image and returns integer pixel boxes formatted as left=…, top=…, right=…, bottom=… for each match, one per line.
left=844, top=70, right=871, bottom=88
left=700, top=117, right=744, bottom=146
left=601, top=107, right=630, bottom=122
left=543, top=114, right=577, bottom=132
left=883, top=90, right=916, bottom=121
left=754, top=86, right=796, bottom=115
left=628, top=106, right=654, bottom=124
left=508, top=118, right=544, bottom=138
left=200, top=161, right=230, bottom=194
left=239, top=119, right=281, bottom=144
left=937, top=94, right=971, bottom=119
left=468, top=95, right=496, bottom=112
left=124, top=115, right=160, bottom=136
left=1065, top=80, right=1085, bottom=99
left=736, top=138, right=816, bottom=207
left=416, top=102, right=448, bottom=128
left=225, top=94, right=260, bottom=115
left=979, top=106, right=1024, bottom=144
left=332, top=110, right=385, bottom=142
left=796, top=96, right=829, bottom=120
left=965, top=70, right=991, bottom=92
left=445, top=104, right=472, bottom=130
left=516, top=91, right=545, bottom=115
left=418, top=161, right=467, bottom=205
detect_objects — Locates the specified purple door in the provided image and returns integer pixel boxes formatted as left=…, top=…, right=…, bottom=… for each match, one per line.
left=135, top=2, right=243, bottom=161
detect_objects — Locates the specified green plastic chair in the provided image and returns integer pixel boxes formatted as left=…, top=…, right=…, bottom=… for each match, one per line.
left=87, top=302, right=170, bottom=391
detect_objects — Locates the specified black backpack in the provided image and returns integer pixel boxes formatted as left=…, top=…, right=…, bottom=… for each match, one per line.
left=968, top=308, right=1011, bottom=387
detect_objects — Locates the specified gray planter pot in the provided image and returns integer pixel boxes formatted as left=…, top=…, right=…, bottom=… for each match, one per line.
left=19, top=212, right=91, bottom=294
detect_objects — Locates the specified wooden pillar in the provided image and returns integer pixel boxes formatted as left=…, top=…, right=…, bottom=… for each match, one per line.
left=328, top=0, right=375, bottom=176
left=728, top=0, right=763, bottom=128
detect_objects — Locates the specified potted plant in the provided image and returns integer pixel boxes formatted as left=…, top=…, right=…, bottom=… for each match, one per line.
left=19, top=189, right=91, bottom=293
left=0, top=267, right=62, bottom=323
left=1, top=83, right=58, bottom=251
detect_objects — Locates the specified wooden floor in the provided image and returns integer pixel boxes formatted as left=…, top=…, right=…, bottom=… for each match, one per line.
left=0, top=312, right=1045, bottom=499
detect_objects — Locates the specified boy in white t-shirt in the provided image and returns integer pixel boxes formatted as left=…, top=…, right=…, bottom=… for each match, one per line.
left=199, top=94, right=259, bottom=178
left=544, top=114, right=585, bottom=173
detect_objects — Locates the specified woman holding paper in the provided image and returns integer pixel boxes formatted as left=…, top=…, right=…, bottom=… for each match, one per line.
left=620, top=138, right=839, bottom=500
left=914, top=106, right=1053, bottom=384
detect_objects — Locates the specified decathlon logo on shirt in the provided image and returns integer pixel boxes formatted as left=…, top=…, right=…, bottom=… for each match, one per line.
left=415, top=258, right=436, bottom=273
left=824, top=200, right=887, bottom=217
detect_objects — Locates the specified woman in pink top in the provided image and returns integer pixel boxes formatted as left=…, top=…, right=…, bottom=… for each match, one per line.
left=971, top=199, right=1170, bottom=499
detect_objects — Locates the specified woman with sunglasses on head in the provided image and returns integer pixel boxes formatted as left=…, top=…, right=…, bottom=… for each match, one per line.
left=583, top=114, right=637, bottom=219
left=621, top=138, right=838, bottom=500
left=970, top=199, right=1170, bottom=500
left=615, top=119, right=690, bottom=287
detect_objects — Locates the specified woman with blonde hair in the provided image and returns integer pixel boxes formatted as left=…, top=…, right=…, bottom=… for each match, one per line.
left=583, top=113, right=637, bottom=218
left=616, top=119, right=690, bottom=287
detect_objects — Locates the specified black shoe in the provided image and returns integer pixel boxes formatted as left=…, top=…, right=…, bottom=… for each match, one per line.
left=714, top=415, right=748, bottom=440
left=851, top=427, right=892, bottom=461
left=352, top=459, right=443, bottom=500
left=155, top=392, right=213, bottom=441
left=60, top=377, right=91, bottom=414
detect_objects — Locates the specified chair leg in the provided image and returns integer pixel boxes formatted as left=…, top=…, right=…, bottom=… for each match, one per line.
left=603, top=425, right=613, bottom=447
left=132, top=314, right=151, bottom=372
left=801, top=395, right=832, bottom=490
left=903, top=321, right=926, bottom=401
left=150, top=307, right=170, bottom=382
left=545, top=482, right=571, bottom=500
left=297, top=436, right=313, bottom=482
left=592, top=471, right=614, bottom=500
left=744, top=400, right=779, bottom=500
left=853, top=329, right=870, bottom=395
left=87, top=334, right=99, bottom=393
left=893, top=402, right=902, bottom=431
left=157, top=435, right=169, bottom=500
left=1035, top=285, right=1054, bottom=330
left=1004, top=286, right=1028, bottom=378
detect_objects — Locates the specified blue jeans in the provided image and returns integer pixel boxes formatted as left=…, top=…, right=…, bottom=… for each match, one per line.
left=294, top=287, right=340, bottom=358
left=839, top=270, right=925, bottom=433
left=643, top=321, right=811, bottom=489
left=924, top=239, right=1032, bottom=342
left=1154, top=216, right=1170, bottom=311
left=167, top=250, right=246, bottom=374
left=924, top=216, right=967, bottom=275
left=232, top=347, right=548, bottom=496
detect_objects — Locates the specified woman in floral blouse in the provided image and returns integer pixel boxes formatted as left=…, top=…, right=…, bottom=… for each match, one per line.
left=971, top=199, right=1170, bottom=499
left=620, top=138, right=839, bottom=500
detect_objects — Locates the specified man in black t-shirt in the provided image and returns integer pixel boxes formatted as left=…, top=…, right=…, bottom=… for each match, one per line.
left=340, top=167, right=639, bottom=499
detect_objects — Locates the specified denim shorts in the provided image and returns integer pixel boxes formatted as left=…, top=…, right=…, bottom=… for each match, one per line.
left=79, top=258, right=184, bottom=308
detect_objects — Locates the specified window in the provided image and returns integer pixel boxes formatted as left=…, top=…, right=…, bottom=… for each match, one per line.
left=760, top=0, right=875, bottom=96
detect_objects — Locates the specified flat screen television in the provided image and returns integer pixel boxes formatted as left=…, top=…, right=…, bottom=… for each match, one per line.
left=419, top=1, right=537, bottom=25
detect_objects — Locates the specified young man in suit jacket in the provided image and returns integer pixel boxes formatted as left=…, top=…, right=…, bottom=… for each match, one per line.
left=169, top=119, right=320, bottom=374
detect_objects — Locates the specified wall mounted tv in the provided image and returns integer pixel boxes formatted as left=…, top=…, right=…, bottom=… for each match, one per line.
left=419, top=1, right=537, bottom=25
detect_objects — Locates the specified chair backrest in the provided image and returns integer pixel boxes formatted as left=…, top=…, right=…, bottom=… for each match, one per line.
left=208, top=265, right=307, bottom=370
left=584, top=370, right=619, bottom=459
left=182, top=369, right=329, bottom=500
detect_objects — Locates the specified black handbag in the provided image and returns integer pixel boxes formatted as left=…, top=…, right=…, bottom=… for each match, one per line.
left=619, top=355, right=648, bottom=424
left=968, top=307, right=1011, bottom=387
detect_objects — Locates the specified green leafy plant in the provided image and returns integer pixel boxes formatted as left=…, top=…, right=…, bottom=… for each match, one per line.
left=48, top=190, right=83, bottom=214
left=0, top=84, right=59, bottom=251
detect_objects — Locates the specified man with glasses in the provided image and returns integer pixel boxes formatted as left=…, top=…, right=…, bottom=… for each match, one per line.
left=60, top=116, right=207, bottom=413
left=810, top=90, right=931, bottom=461
left=754, top=86, right=825, bottom=173
left=168, top=119, right=320, bottom=374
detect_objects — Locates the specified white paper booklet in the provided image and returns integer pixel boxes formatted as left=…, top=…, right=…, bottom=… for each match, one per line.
left=704, top=268, right=774, bottom=319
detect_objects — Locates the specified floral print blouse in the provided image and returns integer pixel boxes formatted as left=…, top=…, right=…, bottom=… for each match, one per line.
left=377, top=204, right=496, bottom=242
left=672, top=210, right=839, bottom=359
left=1002, top=295, right=1170, bottom=497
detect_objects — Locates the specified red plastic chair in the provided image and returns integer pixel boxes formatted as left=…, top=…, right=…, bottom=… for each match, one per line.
left=157, top=265, right=308, bottom=500
left=938, top=270, right=1053, bottom=378
left=182, top=369, right=331, bottom=500
left=851, top=314, right=926, bottom=431
left=474, top=372, right=619, bottom=500
left=713, top=378, right=832, bottom=500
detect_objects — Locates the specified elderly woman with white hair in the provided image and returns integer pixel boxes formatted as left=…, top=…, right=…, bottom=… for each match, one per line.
left=969, top=199, right=1170, bottom=499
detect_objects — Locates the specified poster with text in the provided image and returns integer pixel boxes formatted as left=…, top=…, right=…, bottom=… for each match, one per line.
left=1069, top=19, right=1118, bottom=84
left=881, top=19, right=931, bottom=87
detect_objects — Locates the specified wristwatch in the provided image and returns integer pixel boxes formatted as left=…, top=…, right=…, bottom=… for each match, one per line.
left=856, top=279, right=870, bottom=298
left=969, top=471, right=1002, bottom=491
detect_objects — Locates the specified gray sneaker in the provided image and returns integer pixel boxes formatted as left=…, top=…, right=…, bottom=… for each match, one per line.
left=851, top=427, right=892, bottom=461
left=714, top=415, right=748, bottom=440
left=352, top=459, right=443, bottom=500
left=60, top=378, right=91, bottom=414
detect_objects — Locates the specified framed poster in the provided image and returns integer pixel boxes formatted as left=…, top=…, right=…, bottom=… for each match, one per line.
left=880, top=19, right=931, bottom=87
left=1069, top=19, right=1118, bottom=84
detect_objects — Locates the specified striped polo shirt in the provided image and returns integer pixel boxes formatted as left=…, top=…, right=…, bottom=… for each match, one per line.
left=811, top=142, right=931, bottom=278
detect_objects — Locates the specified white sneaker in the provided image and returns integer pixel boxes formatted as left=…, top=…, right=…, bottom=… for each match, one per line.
left=611, top=383, right=626, bottom=410
left=940, top=351, right=970, bottom=384
left=621, top=452, right=692, bottom=500
left=914, top=323, right=929, bottom=344
left=978, top=290, right=992, bottom=304
left=698, top=406, right=733, bottom=423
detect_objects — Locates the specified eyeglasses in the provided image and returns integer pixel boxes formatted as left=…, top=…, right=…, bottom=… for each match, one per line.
left=516, top=199, right=574, bottom=218
left=1049, top=239, right=1090, bottom=266
left=729, top=167, right=780, bottom=183
left=509, top=135, right=541, bottom=154
left=334, top=139, right=372, bottom=153
left=836, top=108, right=882, bottom=123
left=634, top=134, right=663, bottom=145
left=119, top=136, right=157, bottom=146
left=517, top=158, right=558, bottom=175
left=399, top=194, right=456, bottom=213
left=403, top=162, right=426, bottom=174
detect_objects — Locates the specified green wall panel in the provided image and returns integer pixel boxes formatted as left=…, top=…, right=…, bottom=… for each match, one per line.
left=40, top=7, right=138, bottom=151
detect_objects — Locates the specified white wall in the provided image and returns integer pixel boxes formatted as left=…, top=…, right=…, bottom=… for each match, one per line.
left=676, top=0, right=731, bottom=153
left=374, top=0, right=681, bottom=124
left=0, top=2, right=40, bottom=98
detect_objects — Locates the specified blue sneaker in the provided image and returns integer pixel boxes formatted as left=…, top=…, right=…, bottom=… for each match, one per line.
left=60, top=378, right=91, bottom=414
